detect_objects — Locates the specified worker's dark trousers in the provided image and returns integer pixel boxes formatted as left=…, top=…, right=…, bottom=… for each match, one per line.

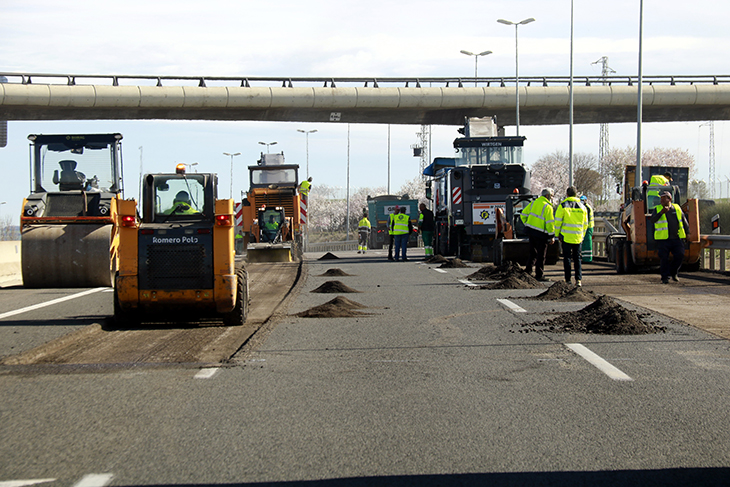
left=388, top=235, right=395, bottom=259
left=657, top=238, right=685, bottom=280
left=526, top=235, right=550, bottom=279
left=562, top=240, right=582, bottom=282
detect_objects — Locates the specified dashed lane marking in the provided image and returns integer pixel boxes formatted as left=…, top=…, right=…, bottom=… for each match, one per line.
left=72, top=474, right=114, bottom=487
left=0, top=288, right=107, bottom=320
left=497, top=298, right=526, bottom=313
left=434, top=269, right=448, bottom=274
left=195, top=367, right=220, bottom=379
left=458, top=279, right=477, bottom=287
left=566, top=343, right=633, bottom=381
left=0, top=479, right=56, bottom=487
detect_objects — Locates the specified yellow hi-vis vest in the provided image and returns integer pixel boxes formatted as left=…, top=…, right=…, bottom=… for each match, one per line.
left=393, top=213, right=410, bottom=235
left=388, top=213, right=396, bottom=235
left=299, top=180, right=311, bottom=195
left=358, top=217, right=371, bottom=231
left=521, top=196, right=555, bottom=236
left=654, top=204, right=686, bottom=240
left=555, top=197, right=588, bottom=244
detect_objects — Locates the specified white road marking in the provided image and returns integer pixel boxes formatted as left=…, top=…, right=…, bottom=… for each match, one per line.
left=0, top=288, right=107, bottom=320
left=497, top=298, right=526, bottom=313
left=459, top=279, right=477, bottom=287
left=194, top=367, right=220, bottom=379
left=434, top=269, right=448, bottom=274
left=0, top=480, right=56, bottom=487
left=72, top=474, right=114, bottom=487
left=566, top=343, right=633, bottom=381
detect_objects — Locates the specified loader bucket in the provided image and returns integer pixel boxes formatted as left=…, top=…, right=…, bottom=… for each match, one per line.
left=246, top=243, right=293, bottom=263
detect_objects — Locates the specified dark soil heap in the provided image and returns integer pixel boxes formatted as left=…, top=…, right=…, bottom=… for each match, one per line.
left=439, top=258, right=469, bottom=269
left=523, top=295, right=666, bottom=335
left=318, top=252, right=339, bottom=260
left=311, top=280, right=362, bottom=293
left=469, top=261, right=542, bottom=290
left=319, top=268, right=354, bottom=277
left=529, top=280, right=596, bottom=302
left=295, top=296, right=370, bottom=318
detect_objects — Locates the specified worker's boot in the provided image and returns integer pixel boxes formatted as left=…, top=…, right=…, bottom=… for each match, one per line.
left=576, top=279, right=582, bottom=287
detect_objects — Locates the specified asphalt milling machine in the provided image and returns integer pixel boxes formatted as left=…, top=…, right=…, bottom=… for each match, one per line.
left=113, top=164, right=248, bottom=327
left=21, top=133, right=125, bottom=288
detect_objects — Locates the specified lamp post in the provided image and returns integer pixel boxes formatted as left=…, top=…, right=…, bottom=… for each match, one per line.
left=460, top=50, right=493, bottom=86
left=497, top=17, right=535, bottom=136
left=296, top=129, right=317, bottom=179
left=258, top=141, right=277, bottom=153
left=223, top=152, right=241, bottom=199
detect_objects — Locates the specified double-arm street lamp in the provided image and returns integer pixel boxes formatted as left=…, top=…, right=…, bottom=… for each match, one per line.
left=460, top=50, right=493, bottom=87
left=258, top=141, right=277, bottom=153
left=296, top=129, right=317, bottom=179
left=497, top=17, right=535, bottom=136
left=223, top=152, right=241, bottom=199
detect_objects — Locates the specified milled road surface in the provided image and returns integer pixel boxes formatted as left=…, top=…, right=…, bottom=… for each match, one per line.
left=0, top=261, right=301, bottom=368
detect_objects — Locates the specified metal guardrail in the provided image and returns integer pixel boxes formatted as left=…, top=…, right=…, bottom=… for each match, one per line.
left=305, top=240, right=359, bottom=253
left=1, top=73, right=729, bottom=89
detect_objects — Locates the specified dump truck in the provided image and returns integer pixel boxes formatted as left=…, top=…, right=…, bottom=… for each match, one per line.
left=366, top=194, right=419, bottom=249
left=606, top=165, right=704, bottom=273
left=21, top=133, right=124, bottom=288
left=240, top=152, right=303, bottom=262
left=424, top=117, right=545, bottom=263
left=113, top=164, right=248, bottom=326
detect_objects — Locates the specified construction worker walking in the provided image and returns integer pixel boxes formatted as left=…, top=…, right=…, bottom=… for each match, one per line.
left=391, top=207, right=412, bottom=262
left=357, top=210, right=371, bottom=254
left=521, top=188, right=555, bottom=281
left=580, top=195, right=594, bottom=262
left=555, top=187, right=588, bottom=286
left=650, top=190, right=690, bottom=284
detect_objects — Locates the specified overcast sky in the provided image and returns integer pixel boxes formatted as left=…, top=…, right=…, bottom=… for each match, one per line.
left=1, top=0, right=729, bottom=223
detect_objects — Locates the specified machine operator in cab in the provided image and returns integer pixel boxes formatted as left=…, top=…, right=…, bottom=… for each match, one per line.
left=165, top=191, right=198, bottom=215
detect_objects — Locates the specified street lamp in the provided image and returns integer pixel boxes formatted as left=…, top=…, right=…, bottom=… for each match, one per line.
left=460, top=50, right=493, bottom=87
left=258, top=141, right=278, bottom=153
left=296, top=129, right=317, bottom=179
left=223, top=152, right=241, bottom=199
left=497, top=17, right=535, bottom=136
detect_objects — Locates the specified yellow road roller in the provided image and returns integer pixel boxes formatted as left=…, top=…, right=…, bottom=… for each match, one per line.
left=21, top=134, right=124, bottom=288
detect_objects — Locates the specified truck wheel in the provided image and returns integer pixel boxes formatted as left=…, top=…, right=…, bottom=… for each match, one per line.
left=223, top=267, right=249, bottom=326
left=615, top=240, right=626, bottom=274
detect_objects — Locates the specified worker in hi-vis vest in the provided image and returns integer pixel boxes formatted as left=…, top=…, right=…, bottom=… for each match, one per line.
left=357, top=210, right=371, bottom=254
left=650, top=190, right=689, bottom=284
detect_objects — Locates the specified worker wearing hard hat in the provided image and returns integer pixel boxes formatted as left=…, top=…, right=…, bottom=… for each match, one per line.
left=166, top=191, right=198, bottom=215
left=521, top=188, right=555, bottom=282
left=555, top=187, right=588, bottom=287
left=650, top=190, right=689, bottom=284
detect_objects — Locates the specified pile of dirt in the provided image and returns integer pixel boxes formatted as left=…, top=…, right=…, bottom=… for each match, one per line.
left=295, top=296, right=370, bottom=318
left=319, top=268, right=354, bottom=277
left=521, top=295, right=666, bottom=335
left=318, top=252, right=339, bottom=260
left=439, top=258, right=469, bottom=268
left=469, top=261, right=542, bottom=290
left=467, top=261, right=522, bottom=280
left=311, top=280, right=362, bottom=293
left=529, top=280, right=596, bottom=302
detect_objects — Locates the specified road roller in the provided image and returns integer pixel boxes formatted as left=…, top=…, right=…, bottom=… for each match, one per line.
left=21, top=133, right=125, bottom=288
left=113, top=164, right=248, bottom=327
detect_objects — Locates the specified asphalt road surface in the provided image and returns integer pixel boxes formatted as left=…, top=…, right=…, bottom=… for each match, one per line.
left=1, top=251, right=729, bottom=487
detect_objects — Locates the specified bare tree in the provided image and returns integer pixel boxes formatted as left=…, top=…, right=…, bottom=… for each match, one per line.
left=0, top=215, right=19, bottom=241
left=530, top=150, right=601, bottom=200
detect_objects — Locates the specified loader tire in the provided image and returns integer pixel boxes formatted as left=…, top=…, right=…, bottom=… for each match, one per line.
left=113, top=280, right=140, bottom=329
left=223, top=267, right=249, bottom=326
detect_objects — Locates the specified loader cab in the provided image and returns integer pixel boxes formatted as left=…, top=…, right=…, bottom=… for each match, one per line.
left=258, top=207, right=286, bottom=243
left=141, top=168, right=217, bottom=224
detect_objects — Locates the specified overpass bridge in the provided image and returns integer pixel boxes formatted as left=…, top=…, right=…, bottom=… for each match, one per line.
left=1, top=73, right=730, bottom=126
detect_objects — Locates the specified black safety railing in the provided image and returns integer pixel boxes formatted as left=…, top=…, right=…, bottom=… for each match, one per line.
left=1, top=73, right=729, bottom=89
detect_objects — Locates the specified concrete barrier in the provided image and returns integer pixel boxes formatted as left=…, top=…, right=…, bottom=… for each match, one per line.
left=0, top=240, right=21, bottom=283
